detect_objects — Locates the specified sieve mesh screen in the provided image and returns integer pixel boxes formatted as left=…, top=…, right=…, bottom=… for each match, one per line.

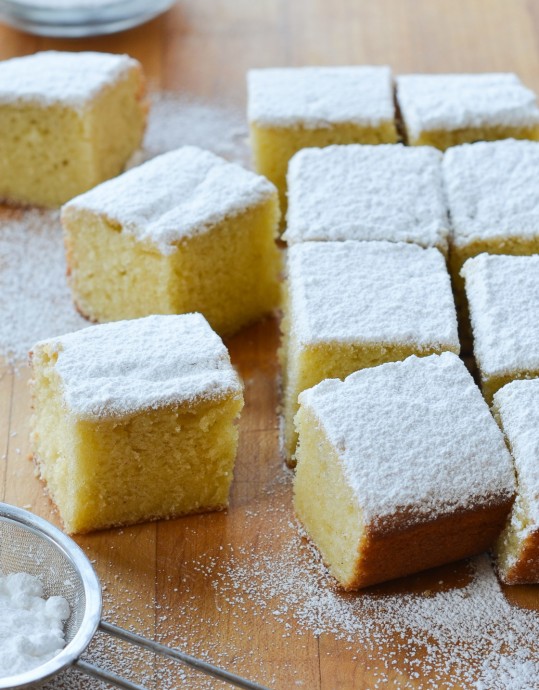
left=0, top=517, right=86, bottom=644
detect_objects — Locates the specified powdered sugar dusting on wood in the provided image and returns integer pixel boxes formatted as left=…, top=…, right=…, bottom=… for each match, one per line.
left=0, top=207, right=86, bottom=365
left=40, top=476, right=539, bottom=689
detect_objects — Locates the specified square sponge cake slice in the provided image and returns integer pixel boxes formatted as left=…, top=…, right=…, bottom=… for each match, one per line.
left=462, top=253, right=539, bottom=403
left=30, top=313, right=244, bottom=534
left=294, top=352, right=515, bottom=590
left=280, top=240, right=459, bottom=464
left=0, top=51, right=147, bottom=207
left=493, top=379, right=539, bottom=584
left=61, top=146, right=281, bottom=337
left=397, top=73, right=539, bottom=150
left=284, top=143, right=449, bottom=254
left=247, top=66, right=398, bottom=218
left=444, top=139, right=539, bottom=301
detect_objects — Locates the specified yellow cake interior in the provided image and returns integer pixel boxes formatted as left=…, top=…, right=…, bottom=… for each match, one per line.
left=294, top=405, right=365, bottom=589
left=250, top=120, right=398, bottom=220
left=64, top=208, right=179, bottom=321
left=482, top=371, right=539, bottom=407
left=408, top=125, right=539, bottom=151
left=0, top=67, right=146, bottom=208
left=63, top=194, right=282, bottom=336
left=31, top=346, right=243, bottom=534
left=495, top=495, right=533, bottom=582
left=451, top=235, right=539, bottom=308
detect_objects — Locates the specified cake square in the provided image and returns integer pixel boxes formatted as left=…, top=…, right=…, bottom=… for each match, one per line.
left=294, top=352, right=515, bottom=590
left=0, top=51, right=147, bottom=208
left=397, top=73, right=539, bottom=150
left=493, top=379, right=539, bottom=584
left=281, top=240, right=460, bottom=464
left=444, top=140, right=539, bottom=298
left=285, top=143, right=449, bottom=254
left=247, top=66, right=398, bottom=217
left=461, top=253, right=539, bottom=402
left=62, top=146, right=281, bottom=336
left=30, top=314, right=244, bottom=534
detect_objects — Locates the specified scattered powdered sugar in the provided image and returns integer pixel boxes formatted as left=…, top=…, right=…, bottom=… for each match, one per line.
left=0, top=571, right=70, bottom=677
left=139, top=92, right=250, bottom=167
left=0, top=92, right=249, bottom=365
left=476, top=650, right=539, bottom=690
left=157, top=494, right=539, bottom=689
left=0, top=207, right=87, bottom=365
left=39, top=477, right=539, bottom=689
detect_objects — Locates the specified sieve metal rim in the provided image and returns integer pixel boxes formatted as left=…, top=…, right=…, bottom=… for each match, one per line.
left=0, top=502, right=102, bottom=689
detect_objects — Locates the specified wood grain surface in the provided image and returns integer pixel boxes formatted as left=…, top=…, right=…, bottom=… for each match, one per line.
left=1, top=1, right=539, bottom=688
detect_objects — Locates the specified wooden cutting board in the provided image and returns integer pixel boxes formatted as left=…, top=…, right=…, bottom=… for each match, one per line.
left=1, top=2, right=539, bottom=688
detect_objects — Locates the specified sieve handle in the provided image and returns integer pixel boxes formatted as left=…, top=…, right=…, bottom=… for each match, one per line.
left=74, top=659, right=145, bottom=689
left=72, top=619, right=271, bottom=690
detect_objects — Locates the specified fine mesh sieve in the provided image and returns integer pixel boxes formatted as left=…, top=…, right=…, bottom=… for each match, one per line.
left=0, top=503, right=270, bottom=690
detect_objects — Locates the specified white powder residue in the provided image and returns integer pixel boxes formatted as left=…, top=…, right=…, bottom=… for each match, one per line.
left=184, top=491, right=539, bottom=689
left=0, top=92, right=249, bottom=365
left=138, top=92, right=250, bottom=168
left=0, top=572, right=70, bottom=677
left=0, top=207, right=87, bottom=365
left=38, top=479, right=539, bottom=689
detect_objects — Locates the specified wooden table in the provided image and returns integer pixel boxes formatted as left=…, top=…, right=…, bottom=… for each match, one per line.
left=1, top=2, right=539, bottom=688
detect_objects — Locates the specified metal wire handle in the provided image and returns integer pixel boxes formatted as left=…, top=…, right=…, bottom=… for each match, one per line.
left=73, top=620, right=270, bottom=690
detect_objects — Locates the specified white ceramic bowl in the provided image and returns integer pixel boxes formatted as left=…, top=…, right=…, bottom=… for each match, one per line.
left=0, top=0, right=176, bottom=37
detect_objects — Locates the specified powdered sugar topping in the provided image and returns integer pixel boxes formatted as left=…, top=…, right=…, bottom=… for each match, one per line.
left=247, top=66, right=395, bottom=128
left=33, top=313, right=242, bottom=419
left=462, top=253, right=539, bottom=377
left=0, top=51, right=138, bottom=108
left=494, top=379, right=539, bottom=528
left=63, top=146, right=275, bottom=253
left=287, top=240, right=459, bottom=349
left=285, top=144, right=448, bottom=251
left=443, top=139, right=539, bottom=246
left=298, top=352, right=515, bottom=527
left=397, top=73, right=539, bottom=139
